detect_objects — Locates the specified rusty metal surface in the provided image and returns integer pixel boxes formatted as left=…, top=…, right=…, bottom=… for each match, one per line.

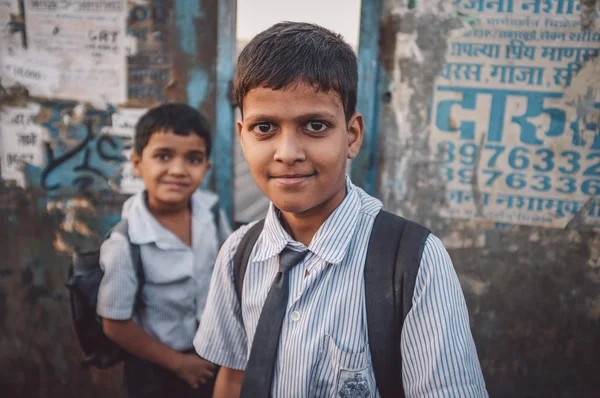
left=0, top=187, right=126, bottom=396
left=0, top=0, right=233, bottom=396
left=367, top=0, right=600, bottom=396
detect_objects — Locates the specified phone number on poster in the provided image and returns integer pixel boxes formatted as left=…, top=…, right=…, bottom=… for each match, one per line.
left=438, top=141, right=600, bottom=196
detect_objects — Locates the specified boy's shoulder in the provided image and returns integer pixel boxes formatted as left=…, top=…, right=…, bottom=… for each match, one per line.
left=216, top=220, right=262, bottom=265
left=190, top=189, right=219, bottom=209
left=120, top=189, right=220, bottom=245
left=99, top=224, right=133, bottom=270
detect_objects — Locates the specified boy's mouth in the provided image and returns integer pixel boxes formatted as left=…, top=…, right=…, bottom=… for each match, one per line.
left=162, top=181, right=189, bottom=190
left=270, top=173, right=315, bottom=186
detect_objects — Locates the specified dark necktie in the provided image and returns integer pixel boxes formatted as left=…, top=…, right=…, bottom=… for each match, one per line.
left=240, top=247, right=308, bottom=398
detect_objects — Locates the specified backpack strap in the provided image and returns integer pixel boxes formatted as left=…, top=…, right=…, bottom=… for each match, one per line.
left=110, top=219, right=144, bottom=307
left=365, top=210, right=430, bottom=398
left=233, top=220, right=265, bottom=306
left=210, top=201, right=221, bottom=244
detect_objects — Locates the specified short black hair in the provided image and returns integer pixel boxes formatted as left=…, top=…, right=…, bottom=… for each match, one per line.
left=235, top=21, right=358, bottom=122
left=134, top=103, right=212, bottom=157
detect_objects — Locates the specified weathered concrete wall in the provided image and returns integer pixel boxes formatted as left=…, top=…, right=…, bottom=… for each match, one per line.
left=367, top=0, right=600, bottom=396
left=0, top=0, right=235, bottom=396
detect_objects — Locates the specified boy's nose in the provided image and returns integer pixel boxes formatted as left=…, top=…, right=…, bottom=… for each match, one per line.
left=168, top=158, right=187, bottom=175
left=273, top=130, right=306, bottom=165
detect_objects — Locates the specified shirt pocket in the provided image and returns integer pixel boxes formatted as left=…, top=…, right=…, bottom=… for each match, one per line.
left=309, top=335, right=374, bottom=398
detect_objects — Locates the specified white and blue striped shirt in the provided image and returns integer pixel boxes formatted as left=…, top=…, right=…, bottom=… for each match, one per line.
left=194, top=176, right=488, bottom=397
left=97, top=189, right=232, bottom=351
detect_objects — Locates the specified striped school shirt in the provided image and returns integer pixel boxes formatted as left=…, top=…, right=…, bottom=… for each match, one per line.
left=194, top=176, right=488, bottom=397
left=97, top=189, right=232, bottom=350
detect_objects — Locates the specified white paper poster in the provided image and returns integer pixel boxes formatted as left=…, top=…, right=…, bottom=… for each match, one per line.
left=0, top=103, right=45, bottom=187
left=109, top=108, right=147, bottom=194
left=430, top=0, right=600, bottom=228
left=23, top=0, right=128, bottom=105
left=0, top=0, right=24, bottom=87
left=1, top=47, right=61, bottom=96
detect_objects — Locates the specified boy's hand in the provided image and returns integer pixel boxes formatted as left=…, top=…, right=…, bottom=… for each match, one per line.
left=174, top=353, right=217, bottom=389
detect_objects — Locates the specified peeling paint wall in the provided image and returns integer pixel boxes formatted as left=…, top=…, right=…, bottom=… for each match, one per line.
left=370, top=0, right=600, bottom=396
left=0, top=0, right=234, bottom=396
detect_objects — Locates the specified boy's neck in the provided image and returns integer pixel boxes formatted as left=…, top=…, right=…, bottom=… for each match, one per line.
left=278, top=186, right=347, bottom=247
left=145, top=194, right=193, bottom=246
left=145, top=193, right=191, bottom=218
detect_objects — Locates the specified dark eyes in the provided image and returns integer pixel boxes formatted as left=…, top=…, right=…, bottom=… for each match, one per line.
left=251, top=121, right=329, bottom=135
left=154, top=153, right=204, bottom=163
left=305, top=121, right=327, bottom=132
left=255, top=123, right=274, bottom=134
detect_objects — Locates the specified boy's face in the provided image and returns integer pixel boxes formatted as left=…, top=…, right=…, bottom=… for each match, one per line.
left=237, top=82, right=363, bottom=216
left=131, top=130, right=211, bottom=209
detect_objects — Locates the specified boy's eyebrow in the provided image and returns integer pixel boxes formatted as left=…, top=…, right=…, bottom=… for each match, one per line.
left=150, top=146, right=175, bottom=152
left=150, top=146, right=206, bottom=155
left=294, top=112, right=337, bottom=121
left=186, top=149, right=206, bottom=155
left=244, top=112, right=337, bottom=123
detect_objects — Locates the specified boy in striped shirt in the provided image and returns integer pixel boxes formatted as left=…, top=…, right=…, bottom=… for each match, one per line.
left=194, top=22, right=488, bottom=397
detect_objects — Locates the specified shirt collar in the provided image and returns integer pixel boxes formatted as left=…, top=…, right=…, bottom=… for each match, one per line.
left=123, top=189, right=215, bottom=250
left=252, top=175, right=362, bottom=265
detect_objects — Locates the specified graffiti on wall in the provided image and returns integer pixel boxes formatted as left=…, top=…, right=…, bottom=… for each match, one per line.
left=0, top=102, right=145, bottom=195
left=21, top=103, right=127, bottom=193
left=430, top=0, right=600, bottom=229
left=0, top=0, right=158, bottom=194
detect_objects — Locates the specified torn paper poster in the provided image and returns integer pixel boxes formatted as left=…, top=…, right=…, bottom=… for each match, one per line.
left=108, top=107, right=147, bottom=194
left=0, top=103, right=45, bottom=187
left=0, top=0, right=24, bottom=87
left=1, top=46, right=61, bottom=96
left=23, top=0, right=129, bottom=105
left=430, top=0, right=600, bottom=229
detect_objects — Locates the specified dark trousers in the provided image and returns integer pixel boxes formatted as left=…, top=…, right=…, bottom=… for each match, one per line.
left=122, top=351, right=218, bottom=398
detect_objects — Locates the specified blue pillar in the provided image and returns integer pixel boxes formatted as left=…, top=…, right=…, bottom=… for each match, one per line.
left=352, top=0, right=383, bottom=196
left=214, top=0, right=237, bottom=225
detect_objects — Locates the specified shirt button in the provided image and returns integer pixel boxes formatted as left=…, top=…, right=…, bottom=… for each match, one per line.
left=290, top=311, right=301, bottom=322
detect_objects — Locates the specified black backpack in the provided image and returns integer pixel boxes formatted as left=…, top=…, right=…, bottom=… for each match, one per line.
left=66, top=201, right=222, bottom=370
left=232, top=210, right=430, bottom=398
left=66, top=219, right=143, bottom=369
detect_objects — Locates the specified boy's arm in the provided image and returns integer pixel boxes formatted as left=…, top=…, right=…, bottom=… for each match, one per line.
left=214, top=366, right=244, bottom=398
left=194, top=223, right=256, bottom=371
left=400, top=234, right=489, bottom=398
left=97, top=235, right=215, bottom=387
left=103, top=319, right=215, bottom=388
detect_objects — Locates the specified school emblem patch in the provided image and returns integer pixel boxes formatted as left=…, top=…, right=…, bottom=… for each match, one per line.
left=338, top=372, right=371, bottom=398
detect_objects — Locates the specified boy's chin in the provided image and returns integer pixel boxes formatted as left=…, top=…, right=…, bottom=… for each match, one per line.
left=153, top=191, right=194, bottom=205
left=271, top=197, right=321, bottom=215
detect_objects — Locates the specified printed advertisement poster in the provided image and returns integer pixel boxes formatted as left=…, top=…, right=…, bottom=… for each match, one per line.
left=431, top=0, right=600, bottom=228
left=107, top=107, right=147, bottom=194
left=1, top=47, right=61, bottom=96
left=0, top=104, right=45, bottom=187
left=0, top=0, right=23, bottom=87
left=23, top=0, right=128, bottom=105
left=128, top=0, right=172, bottom=104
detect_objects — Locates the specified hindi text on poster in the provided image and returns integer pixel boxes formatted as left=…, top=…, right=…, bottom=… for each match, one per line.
left=430, top=0, right=600, bottom=228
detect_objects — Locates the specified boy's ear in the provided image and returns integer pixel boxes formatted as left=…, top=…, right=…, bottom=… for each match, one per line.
left=130, top=151, right=142, bottom=177
left=347, top=112, right=364, bottom=160
left=237, top=120, right=245, bottom=152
